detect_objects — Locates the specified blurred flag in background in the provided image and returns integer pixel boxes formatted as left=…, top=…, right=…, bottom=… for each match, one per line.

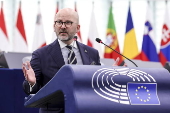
left=13, top=1, right=28, bottom=52
left=104, top=3, right=122, bottom=64
left=139, top=2, right=159, bottom=62
left=75, top=1, right=82, bottom=42
left=51, top=1, right=59, bottom=42
left=159, top=2, right=170, bottom=65
left=123, top=4, right=139, bottom=60
left=32, top=1, right=46, bottom=51
left=0, top=1, right=10, bottom=52
left=87, top=2, right=102, bottom=58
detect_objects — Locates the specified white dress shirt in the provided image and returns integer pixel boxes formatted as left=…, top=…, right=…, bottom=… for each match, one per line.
left=58, top=39, right=83, bottom=65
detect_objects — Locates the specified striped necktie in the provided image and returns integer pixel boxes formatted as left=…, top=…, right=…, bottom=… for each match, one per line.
left=66, top=46, right=77, bottom=64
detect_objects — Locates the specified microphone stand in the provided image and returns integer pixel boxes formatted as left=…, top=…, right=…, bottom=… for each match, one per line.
left=96, top=38, right=138, bottom=67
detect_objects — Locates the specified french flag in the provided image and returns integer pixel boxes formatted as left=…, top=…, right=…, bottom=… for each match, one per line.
left=159, top=4, right=170, bottom=65
left=140, top=3, right=159, bottom=62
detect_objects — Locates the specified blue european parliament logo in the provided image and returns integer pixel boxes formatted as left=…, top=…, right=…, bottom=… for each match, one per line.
left=127, top=83, right=160, bottom=105
left=92, top=68, right=160, bottom=105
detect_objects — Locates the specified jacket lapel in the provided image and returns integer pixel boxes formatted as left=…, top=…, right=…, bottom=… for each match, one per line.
left=77, top=41, right=91, bottom=65
left=48, top=40, right=65, bottom=68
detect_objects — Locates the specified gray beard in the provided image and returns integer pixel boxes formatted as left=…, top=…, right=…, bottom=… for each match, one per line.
left=58, top=36, right=73, bottom=41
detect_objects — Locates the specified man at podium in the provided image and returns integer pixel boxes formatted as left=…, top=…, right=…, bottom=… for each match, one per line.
left=22, top=8, right=106, bottom=113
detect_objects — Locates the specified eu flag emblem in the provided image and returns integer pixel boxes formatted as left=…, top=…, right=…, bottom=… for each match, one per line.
left=127, top=83, right=160, bottom=105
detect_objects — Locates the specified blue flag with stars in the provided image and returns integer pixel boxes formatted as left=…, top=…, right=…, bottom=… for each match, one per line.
left=127, top=83, right=160, bottom=105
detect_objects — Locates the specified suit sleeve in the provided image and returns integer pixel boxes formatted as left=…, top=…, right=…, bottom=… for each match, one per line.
left=22, top=50, right=42, bottom=94
left=96, top=50, right=101, bottom=65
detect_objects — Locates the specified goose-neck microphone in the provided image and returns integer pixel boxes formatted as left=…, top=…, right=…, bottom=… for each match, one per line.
left=96, top=38, right=138, bottom=67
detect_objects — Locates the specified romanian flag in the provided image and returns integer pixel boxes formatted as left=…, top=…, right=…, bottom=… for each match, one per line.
left=104, top=4, right=123, bottom=65
left=123, top=5, right=139, bottom=59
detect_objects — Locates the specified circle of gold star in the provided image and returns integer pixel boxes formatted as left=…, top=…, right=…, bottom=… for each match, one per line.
left=135, top=86, right=151, bottom=102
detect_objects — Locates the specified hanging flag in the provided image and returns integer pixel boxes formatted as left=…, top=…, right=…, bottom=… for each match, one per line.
left=104, top=3, right=122, bottom=64
left=55, top=1, right=59, bottom=13
left=87, top=2, right=102, bottom=58
left=13, top=1, right=28, bottom=52
left=32, top=2, right=46, bottom=51
left=159, top=3, right=170, bottom=65
left=123, top=4, right=139, bottom=59
left=51, top=1, right=59, bottom=42
left=0, top=1, right=10, bottom=51
left=140, top=2, right=159, bottom=62
left=74, top=1, right=82, bottom=42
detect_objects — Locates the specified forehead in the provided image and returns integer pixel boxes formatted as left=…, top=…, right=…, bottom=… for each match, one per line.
left=55, top=11, right=75, bottom=21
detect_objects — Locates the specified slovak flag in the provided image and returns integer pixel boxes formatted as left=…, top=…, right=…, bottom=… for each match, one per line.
left=159, top=4, right=170, bottom=65
left=140, top=3, right=159, bottom=61
left=13, top=1, right=28, bottom=52
left=32, top=2, right=46, bottom=51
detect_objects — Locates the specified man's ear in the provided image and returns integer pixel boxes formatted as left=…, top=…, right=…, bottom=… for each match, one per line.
left=77, top=25, right=80, bottom=33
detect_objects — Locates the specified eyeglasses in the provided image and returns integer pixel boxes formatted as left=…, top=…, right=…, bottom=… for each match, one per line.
left=54, top=21, right=73, bottom=27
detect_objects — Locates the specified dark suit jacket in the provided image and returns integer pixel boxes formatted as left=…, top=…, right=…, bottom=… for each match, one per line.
left=23, top=40, right=101, bottom=94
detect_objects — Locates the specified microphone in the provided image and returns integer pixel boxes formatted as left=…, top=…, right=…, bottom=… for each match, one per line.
left=96, top=38, right=138, bottom=67
left=74, top=36, right=77, bottom=41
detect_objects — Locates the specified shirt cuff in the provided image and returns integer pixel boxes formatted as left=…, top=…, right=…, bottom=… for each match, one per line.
left=28, top=82, right=36, bottom=92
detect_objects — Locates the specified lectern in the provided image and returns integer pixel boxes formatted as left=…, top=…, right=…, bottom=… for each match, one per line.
left=25, top=65, right=170, bottom=113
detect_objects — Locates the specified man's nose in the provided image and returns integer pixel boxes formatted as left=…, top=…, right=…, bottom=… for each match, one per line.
left=61, top=23, right=66, bottom=28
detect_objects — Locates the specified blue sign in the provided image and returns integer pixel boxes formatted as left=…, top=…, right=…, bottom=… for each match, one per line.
left=127, top=83, right=160, bottom=105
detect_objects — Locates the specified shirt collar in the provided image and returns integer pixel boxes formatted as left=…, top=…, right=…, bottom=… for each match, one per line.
left=58, top=39, right=78, bottom=49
